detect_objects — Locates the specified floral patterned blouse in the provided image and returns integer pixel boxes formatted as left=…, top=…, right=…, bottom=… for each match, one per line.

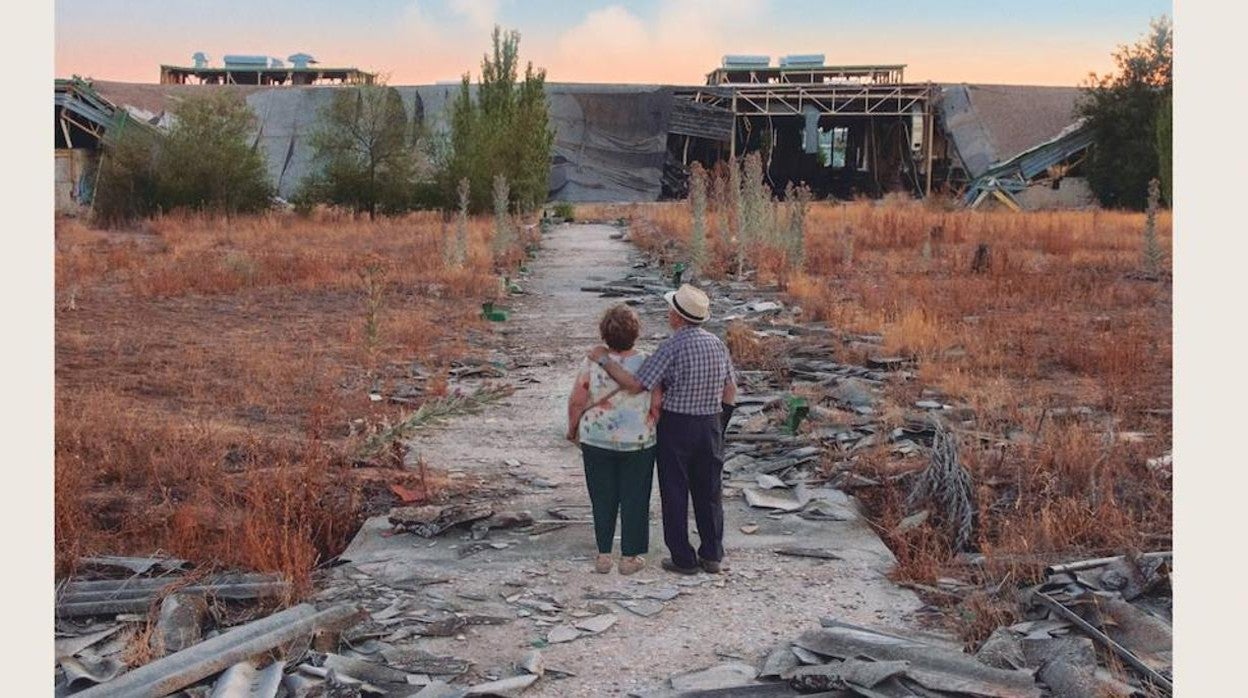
left=575, top=352, right=657, bottom=451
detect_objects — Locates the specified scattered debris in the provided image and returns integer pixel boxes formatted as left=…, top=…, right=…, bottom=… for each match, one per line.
left=546, top=624, right=581, bottom=644
left=389, top=504, right=495, bottom=538
left=574, top=613, right=618, bottom=634
left=73, top=603, right=363, bottom=697
left=56, top=572, right=291, bottom=618
left=774, top=547, right=842, bottom=561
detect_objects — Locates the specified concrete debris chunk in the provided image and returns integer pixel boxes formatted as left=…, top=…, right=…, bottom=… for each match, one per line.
left=389, top=504, right=495, bottom=538
left=574, top=613, right=618, bottom=634
left=379, top=647, right=470, bottom=676
left=755, top=473, right=788, bottom=490
left=153, top=593, right=209, bottom=656
left=323, top=653, right=412, bottom=686
left=465, top=673, right=539, bottom=697
left=759, top=643, right=800, bottom=678
left=618, top=599, right=665, bottom=617
left=643, top=586, right=680, bottom=602
left=892, top=510, right=931, bottom=535
left=669, top=662, right=758, bottom=692
left=415, top=681, right=469, bottom=698
left=546, top=624, right=581, bottom=644
left=519, top=650, right=544, bottom=677
left=742, top=487, right=804, bottom=512
left=975, top=627, right=1026, bottom=670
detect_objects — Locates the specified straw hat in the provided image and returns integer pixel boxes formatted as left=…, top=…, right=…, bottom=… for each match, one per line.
left=664, top=284, right=710, bottom=324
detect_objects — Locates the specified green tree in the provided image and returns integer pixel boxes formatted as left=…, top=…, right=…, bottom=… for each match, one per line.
left=156, top=91, right=272, bottom=215
left=1078, top=16, right=1172, bottom=210
left=1155, top=94, right=1172, bottom=205
left=92, top=117, right=161, bottom=227
left=448, top=27, right=554, bottom=214
left=303, top=84, right=416, bottom=219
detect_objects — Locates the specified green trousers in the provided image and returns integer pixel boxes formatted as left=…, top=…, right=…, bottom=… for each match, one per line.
left=580, top=443, right=656, bottom=556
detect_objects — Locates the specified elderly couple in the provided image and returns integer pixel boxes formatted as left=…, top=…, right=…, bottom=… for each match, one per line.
left=565, top=284, right=737, bottom=576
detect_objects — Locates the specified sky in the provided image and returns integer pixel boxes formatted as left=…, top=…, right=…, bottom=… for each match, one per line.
left=55, top=0, right=1172, bottom=86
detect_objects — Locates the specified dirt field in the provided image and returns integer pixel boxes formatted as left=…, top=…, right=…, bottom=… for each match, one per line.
left=54, top=210, right=532, bottom=589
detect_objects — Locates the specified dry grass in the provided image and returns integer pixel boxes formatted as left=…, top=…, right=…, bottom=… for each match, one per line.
left=55, top=209, right=529, bottom=589
left=619, top=198, right=1172, bottom=623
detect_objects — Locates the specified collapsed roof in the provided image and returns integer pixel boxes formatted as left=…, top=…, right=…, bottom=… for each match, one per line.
left=63, top=79, right=1093, bottom=206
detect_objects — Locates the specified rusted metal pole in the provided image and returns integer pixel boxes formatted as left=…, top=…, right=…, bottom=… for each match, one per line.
left=729, top=93, right=738, bottom=161
left=924, top=84, right=934, bottom=198
left=75, top=603, right=362, bottom=698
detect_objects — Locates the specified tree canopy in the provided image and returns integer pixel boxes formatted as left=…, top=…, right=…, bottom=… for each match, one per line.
left=92, top=91, right=272, bottom=226
left=301, top=85, right=418, bottom=218
left=447, top=27, right=553, bottom=214
left=1078, top=16, right=1172, bottom=210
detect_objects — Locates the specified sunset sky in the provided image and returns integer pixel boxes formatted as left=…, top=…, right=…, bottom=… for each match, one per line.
left=56, top=0, right=1171, bottom=87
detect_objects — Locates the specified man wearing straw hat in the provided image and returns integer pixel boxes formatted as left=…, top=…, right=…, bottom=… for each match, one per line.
left=589, top=284, right=737, bottom=575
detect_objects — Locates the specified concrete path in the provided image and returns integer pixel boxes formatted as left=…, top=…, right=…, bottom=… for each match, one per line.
left=331, top=223, right=925, bottom=696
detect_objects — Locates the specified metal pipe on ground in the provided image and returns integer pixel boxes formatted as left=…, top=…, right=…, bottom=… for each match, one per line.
left=1044, top=552, right=1171, bottom=577
left=60, top=573, right=282, bottom=594
left=1034, top=592, right=1172, bottom=695
left=59, top=580, right=290, bottom=604
left=73, top=603, right=363, bottom=698
left=56, top=582, right=292, bottom=618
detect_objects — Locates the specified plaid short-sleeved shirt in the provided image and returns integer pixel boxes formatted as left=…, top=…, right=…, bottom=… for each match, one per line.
left=635, top=326, right=735, bottom=416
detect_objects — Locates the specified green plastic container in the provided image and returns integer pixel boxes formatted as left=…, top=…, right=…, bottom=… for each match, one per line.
left=785, top=396, right=810, bottom=435
left=672, top=262, right=687, bottom=287
left=481, top=301, right=509, bottom=322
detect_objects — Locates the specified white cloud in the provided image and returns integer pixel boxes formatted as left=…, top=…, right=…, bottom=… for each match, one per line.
left=449, top=0, right=501, bottom=31
left=549, top=1, right=775, bottom=82
left=554, top=6, right=650, bottom=67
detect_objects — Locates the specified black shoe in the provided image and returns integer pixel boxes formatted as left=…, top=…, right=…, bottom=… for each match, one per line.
left=661, top=558, right=699, bottom=575
left=699, top=558, right=723, bottom=574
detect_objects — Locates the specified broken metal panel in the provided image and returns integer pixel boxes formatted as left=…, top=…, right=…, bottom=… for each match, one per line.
left=209, top=660, right=283, bottom=698
left=793, top=626, right=1041, bottom=697
left=963, top=120, right=1093, bottom=208
left=73, top=603, right=362, bottom=698
left=669, top=99, right=734, bottom=141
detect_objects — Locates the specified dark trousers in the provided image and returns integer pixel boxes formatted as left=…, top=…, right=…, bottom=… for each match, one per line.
left=580, top=444, right=656, bottom=556
left=656, top=410, right=725, bottom=568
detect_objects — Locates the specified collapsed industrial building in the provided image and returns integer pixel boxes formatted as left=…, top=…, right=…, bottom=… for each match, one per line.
left=55, top=53, right=1095, bottom=215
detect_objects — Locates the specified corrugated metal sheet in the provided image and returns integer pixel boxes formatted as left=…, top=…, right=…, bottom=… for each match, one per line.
left=669, top=99, right=734, bottom=141
left=938, top=83, right=1083, bottom=178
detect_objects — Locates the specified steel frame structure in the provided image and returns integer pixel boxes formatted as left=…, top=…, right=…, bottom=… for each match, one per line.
left=672, top=80, right=936, bottom=195
left=706, top=64, right=906, bottom=86
left=674, top=82, right=932, bottom=118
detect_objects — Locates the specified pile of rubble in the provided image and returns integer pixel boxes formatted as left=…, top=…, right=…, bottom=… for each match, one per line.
left=630, top=551, right=1171, bottom=697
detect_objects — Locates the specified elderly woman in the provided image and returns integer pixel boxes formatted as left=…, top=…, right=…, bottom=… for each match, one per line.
left=566, top=304, right=661, bottom=575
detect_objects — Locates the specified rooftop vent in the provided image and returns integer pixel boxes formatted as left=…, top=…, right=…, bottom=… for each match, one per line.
left=779, top=54, right=825, bottom=68
left=287, top=53, right=317, bottom=69
left=722, top=54, right=770, bottom=69
left=222, top=55, right=270, bottom=67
